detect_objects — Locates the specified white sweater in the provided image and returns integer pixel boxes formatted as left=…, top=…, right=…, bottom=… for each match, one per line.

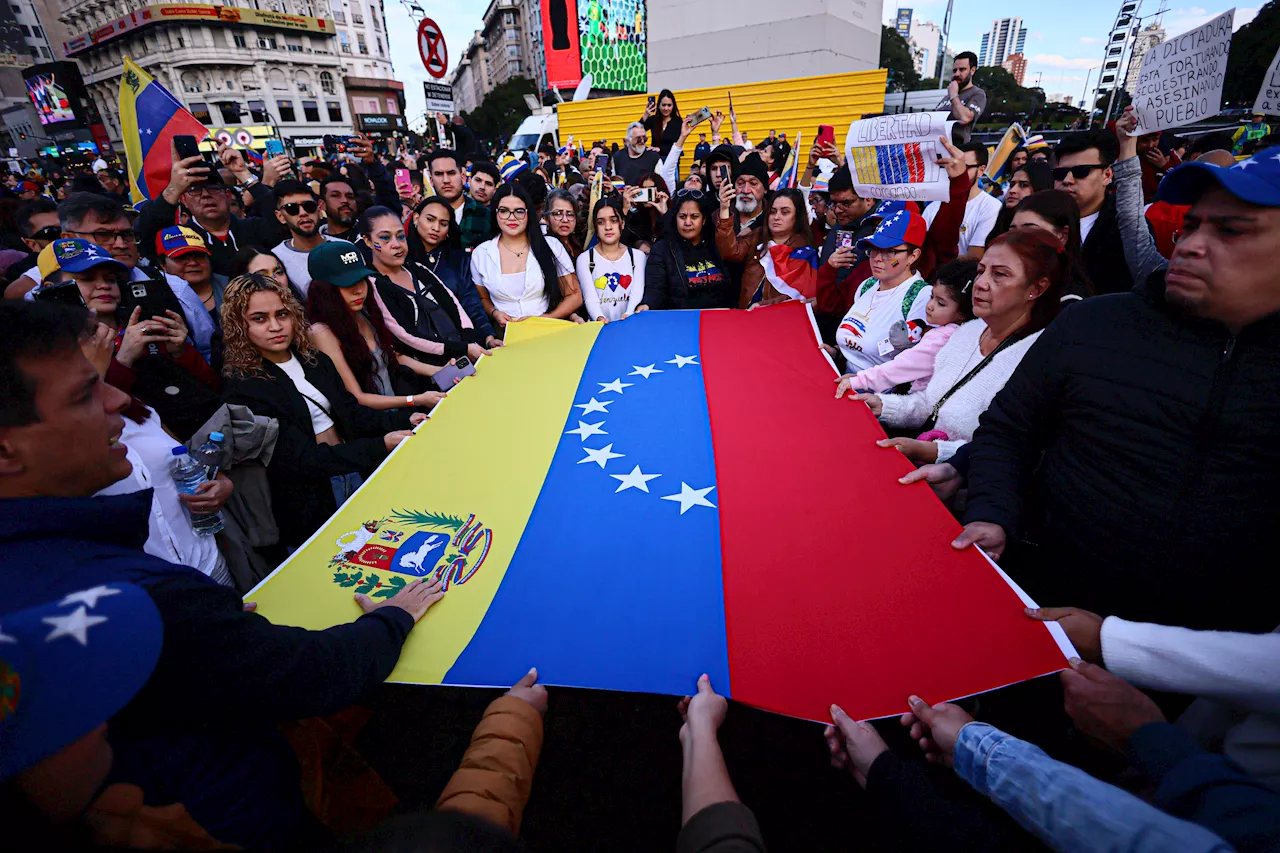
left=1102, top=618, right=1280, bottom=792
left=878, top=319, right=1042, bottom=462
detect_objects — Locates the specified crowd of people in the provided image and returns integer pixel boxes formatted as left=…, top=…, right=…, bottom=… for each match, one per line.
left=3, top=56, right=1280, bottom=851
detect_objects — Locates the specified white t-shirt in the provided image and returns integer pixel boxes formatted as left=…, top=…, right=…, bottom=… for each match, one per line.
left=273, top=236, right=340, bottom=299
left=836, top=274, right=932, bottom=374
left=923, top=190, right=1003, bottom=255
left=1080, top=210, right=1101, bottom=244
left=278, top=354, right=335, bottom=435
left=470, top=236, right=575, bottom=319
left=95, top=406, right=231, bottom=585
left=575, top=246, right=646, bottom=322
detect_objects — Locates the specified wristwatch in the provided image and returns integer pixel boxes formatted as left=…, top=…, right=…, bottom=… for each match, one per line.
left=241, top=174, right=260, bottom=188
left=406, top=395, right=414, bottom=406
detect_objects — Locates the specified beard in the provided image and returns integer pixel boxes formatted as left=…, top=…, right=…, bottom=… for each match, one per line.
left=735, top=194, right=760, bottom=216
left=628, top=142, right=646, bottom=156
left=291, top=221, right=320, bottom=239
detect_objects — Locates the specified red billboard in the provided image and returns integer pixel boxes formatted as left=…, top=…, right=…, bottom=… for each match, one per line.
left=541, top=0, right=582, bottom=90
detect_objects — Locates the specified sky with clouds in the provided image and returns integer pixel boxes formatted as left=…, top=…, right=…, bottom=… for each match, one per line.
left=386, top=1, right=1258, bottom=122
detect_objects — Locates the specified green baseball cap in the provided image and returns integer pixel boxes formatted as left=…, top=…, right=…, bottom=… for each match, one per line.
left=307, top=240, right=374, bottom=288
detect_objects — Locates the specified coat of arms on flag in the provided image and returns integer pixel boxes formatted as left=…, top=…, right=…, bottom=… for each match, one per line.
left=329, top=511, right=492, bottom=597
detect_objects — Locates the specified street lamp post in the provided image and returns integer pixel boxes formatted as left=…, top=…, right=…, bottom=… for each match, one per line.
left=1081, top=66, right=1099, bottom=114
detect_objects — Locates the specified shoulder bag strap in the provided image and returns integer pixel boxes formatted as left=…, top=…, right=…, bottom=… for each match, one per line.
left=920, top=333, right=1020, bottom=433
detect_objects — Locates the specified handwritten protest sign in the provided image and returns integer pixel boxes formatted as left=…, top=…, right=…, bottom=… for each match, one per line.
left=845, top=112, right=955, bottom=202
left=1254, top=44, right=1280, bottom=116
left=1132, top=9, right=1234, bottom=135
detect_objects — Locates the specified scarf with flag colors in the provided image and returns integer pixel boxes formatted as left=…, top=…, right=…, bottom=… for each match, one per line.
left=756, top=243, right=818, bottom=303
left=776, top=131, right=802, bottom=190
left=499, top=156, right=528, bottom=182
left=987, top=123, right=1028, bottom=186
left=245, top=303, right=1074, bottom=722
left=118, top=57, right=209, bottom=204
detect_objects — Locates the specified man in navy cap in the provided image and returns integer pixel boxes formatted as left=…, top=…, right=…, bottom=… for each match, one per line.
left=0, top=300, right=447, bottom=848
left=956, top=149, right=1280, bottom=634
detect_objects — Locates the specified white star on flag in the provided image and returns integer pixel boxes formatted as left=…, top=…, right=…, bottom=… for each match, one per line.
left=598, top=378, right=634, bottom=394
left=1237, top=159, right=1257, bottom=170
left=574, top=397, right=613, bottom=415
left=565, top=420, right=607, bottom=441
left=629, top=364, right=663, bottom=379
left=60, top=586, right=121, bottom=609
left=661, top=482, right=717, bottom=514
left=666, top=354, right=699, bottom=368
left=0, top=625, right=15, bottom=643
left=610, top=464, right=661, bottom=493
left=578, top=443, right=624, bottom=468
left=42, top=606, right=108, bottom=646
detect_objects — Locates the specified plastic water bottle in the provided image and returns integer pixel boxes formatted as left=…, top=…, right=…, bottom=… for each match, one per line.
left=190, top=431, right=225, bottom=480
left=170, top=447, right=225, bottom=536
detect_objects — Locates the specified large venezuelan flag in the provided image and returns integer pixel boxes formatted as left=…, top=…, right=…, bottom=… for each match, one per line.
left=118, top=57, right=209, bottom=204
left=249, top=304, right=1073, bottom=722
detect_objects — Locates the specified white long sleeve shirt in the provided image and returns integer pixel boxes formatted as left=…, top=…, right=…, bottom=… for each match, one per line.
left=878, top=319, right=1041, bottom=462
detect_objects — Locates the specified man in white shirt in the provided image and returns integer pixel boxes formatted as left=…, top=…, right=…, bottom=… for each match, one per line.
left=922, top=141, right=1002, bottom=260
left=271, top=179, right=337, bottom=299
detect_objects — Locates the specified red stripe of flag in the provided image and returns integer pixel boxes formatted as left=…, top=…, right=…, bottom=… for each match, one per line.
left=700, top=302, right=1068, bottom=722
left=906, top=142, right=924, bottom=183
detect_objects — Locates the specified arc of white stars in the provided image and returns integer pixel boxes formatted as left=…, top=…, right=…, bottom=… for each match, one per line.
left=565, top=420, right=607, bottom=441
left=599, top=378, right=634, bottom=394
left=661, top=482, right=717, bottom=514
left=610, top=464, right=661, bottom=493
left=578, top=444, right=624, bottom=469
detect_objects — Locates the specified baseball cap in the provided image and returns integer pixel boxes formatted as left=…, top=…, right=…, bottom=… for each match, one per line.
left=1158, top=151, right=1280, bottom=207
left=0, top=583, right=163, bottom=780
left=859, top=207, right=928, bottom=250
left=868, top=200, right=911, bottom=222
left=157, top=225, right=211, bottom=259
left=36, top=238, right=129, bottom=281
left=308, top=240, right=374, bottom=287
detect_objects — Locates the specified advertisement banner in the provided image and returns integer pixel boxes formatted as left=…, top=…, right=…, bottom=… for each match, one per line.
left=65, top=3, right=335, bottom=56
left=23, top=62, right=92, bottom=128
left=579, top=0, right=646, bottom=92
left=895, top=8, right=912, bottom=38
left=542, top=0, right=582, bottom=90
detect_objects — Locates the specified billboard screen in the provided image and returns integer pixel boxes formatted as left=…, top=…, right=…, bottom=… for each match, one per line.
left=895, top=8, right=912, bottom=38
left=26, top=71, right=78, bottom=125
left=542, top=0, right=582, bottom=90
left=578, top=0, right=646, bottom=93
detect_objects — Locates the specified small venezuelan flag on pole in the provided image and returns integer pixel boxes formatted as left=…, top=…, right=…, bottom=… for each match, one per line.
left=777, top=131, right=802, bottom=190
left=118, top=57, right=209, bottom=204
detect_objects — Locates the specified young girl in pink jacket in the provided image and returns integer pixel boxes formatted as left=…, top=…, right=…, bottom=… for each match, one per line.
left=835, top=259, right=976, bottom=396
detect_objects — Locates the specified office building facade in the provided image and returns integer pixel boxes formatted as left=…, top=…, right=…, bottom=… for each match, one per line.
left=978, top=16, right=1026, bottom=68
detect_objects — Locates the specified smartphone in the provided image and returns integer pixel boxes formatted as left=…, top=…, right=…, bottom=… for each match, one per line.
left=714, top=162, right=730, bottom=184
left=264, top=138, right=287, bottom=158
left=816, top=125, right=836, bottom=149
left=836, top=230, right=854, bottom=250
left=31, top=279, right=86, bottom=307
left=322, top=134, right=361, bottom=155
left=432, top=356, right=476, bottom=391
left=394, top=167, right=413, bottom=196
left=727, top=90, right=735, bottom=116
left=633, top=187, right=656, bottom=203
left=647, top=95, right=656, bottom=109
left=123, top=276, right=183, bottom=323
left=174, top=134, right=201, bottom=161
left=689, top=106, right=713, bottom=128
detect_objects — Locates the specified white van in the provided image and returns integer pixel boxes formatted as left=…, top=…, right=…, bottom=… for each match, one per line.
left=507, top=108, right=558, bottom=160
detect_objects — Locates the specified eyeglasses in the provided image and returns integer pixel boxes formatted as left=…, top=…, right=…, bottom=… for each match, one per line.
left=280, top=200, right=319, bottom=215
left=1052, top=164, right=1107, bottom=182
left=830, top=199, right=861, bottom=209
left=183, top=185, right=227, bottom=197
left=30, top=225, right=61, bottom=242
left=68, top=228, right=137, bottom=245
left=548, top=210, right=576, bottom=220
left=867, top=246, right=912, bottom=259
left=675, top=188, right=705, bottom=200
left=497, top=207, right=528, bottom=220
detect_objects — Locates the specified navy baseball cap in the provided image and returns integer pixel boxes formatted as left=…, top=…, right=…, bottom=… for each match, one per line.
left=1158, top=150, right=1280, bottom=207
left=308, top=240, right=374, bottom=288
left=0, top=584, right=162, bottom=780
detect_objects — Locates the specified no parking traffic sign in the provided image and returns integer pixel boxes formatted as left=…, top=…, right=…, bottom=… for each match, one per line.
left=418, top=17, right=448, bottom=79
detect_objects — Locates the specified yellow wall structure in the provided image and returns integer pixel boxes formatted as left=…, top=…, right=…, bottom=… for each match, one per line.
left=558, top=69, right=889, bottom=154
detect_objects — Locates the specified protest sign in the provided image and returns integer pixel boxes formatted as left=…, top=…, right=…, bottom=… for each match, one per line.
left=1131, top=9, right=1234, bottom=135
left=1254, top=44, right=1280, bottom=116
left=845, top=112, right=955, bottom=202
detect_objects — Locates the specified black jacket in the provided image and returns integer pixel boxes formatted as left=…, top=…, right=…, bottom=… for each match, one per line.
left=641, top=236, right=734, bottom=311
left=964, top=271, right=1280, bottom=632
left=1080, top=195, right=1134, bottom=295
left=135, top=181, right=280, bottom=276
left=222, top=351, right=412, bottom=548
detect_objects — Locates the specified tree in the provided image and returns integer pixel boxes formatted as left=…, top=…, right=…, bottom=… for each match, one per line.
left=462, top=76, right=539, bottom=143
left=920, top=77, right=941, bottom=90
left=880, top=25, right=922, bottom=93
left=1224, top=0, right=1280, bottom=106
left=973, top=66, right=1046, bottom=120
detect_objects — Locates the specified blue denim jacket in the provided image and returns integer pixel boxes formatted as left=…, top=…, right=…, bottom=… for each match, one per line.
left=954, top=722, right=1236, bottom=853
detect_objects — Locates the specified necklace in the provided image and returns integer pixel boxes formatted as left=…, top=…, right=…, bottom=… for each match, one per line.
left=499, top=241, right=526, bottom=258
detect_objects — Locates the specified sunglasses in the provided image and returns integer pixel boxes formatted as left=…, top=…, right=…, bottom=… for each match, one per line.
left=280, top=200, right=319, bottom=215
left=30, top=225, right=61, bottom=242
left=675, top=188, right=705, bottom=200
left=1052, top=164, right=1107, bottom=182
